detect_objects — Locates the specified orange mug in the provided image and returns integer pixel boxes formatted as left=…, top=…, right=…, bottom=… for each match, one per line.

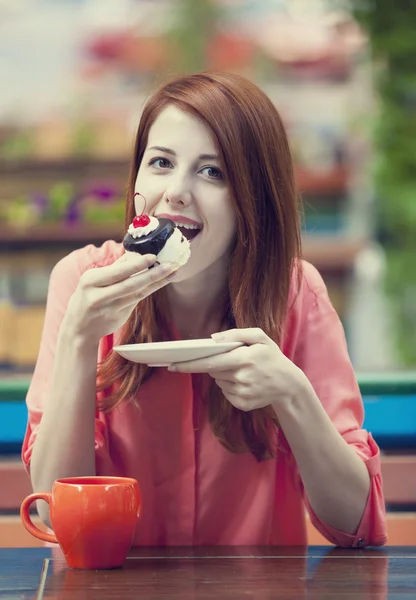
left=20, top=476, right=141, bottom=570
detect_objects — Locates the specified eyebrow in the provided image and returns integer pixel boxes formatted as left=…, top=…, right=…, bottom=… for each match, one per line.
left=148, top=146, right=218, bottom=161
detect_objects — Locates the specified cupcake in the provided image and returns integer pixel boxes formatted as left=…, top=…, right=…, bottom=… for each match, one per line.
left=123, top=214, right=191, bottom=268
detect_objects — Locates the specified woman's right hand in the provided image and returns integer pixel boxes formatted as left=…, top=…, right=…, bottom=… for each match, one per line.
left=63, top=253, right=175, bottom=344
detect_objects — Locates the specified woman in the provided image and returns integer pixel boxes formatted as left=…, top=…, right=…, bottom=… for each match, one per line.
left=22, top=71, right=386, bottom=547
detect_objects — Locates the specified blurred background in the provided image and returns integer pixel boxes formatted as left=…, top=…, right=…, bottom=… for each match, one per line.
left=0, top=0, right=415, bottom=547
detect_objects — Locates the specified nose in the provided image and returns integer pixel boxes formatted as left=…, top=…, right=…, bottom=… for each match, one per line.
left=164, top=175, right=192, bottom=208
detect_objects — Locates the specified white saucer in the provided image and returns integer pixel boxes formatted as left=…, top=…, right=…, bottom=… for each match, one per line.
left=113, top=339, right=243, bottom=367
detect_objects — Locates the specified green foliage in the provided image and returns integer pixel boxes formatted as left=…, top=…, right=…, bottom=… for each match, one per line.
left=0, top=132, right=33, bottom=160
left=48, top=182, right=74, bottom=221
left=167, top=0, right=223, bottom=73
left=348, top=0, right=416, bottom=364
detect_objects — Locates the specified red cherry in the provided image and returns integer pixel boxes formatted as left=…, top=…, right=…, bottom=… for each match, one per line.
left=132, top=214, right=151, bottom=228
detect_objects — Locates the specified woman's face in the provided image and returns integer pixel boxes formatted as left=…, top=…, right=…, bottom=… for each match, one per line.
left=134, top=105, right=236, bottom=282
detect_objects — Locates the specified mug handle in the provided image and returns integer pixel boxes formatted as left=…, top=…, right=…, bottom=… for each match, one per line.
left=20, top=493, right=58, bottom=544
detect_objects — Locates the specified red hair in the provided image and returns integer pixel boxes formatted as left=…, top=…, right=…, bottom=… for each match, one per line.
left=97, top=71, right=302, bottom=460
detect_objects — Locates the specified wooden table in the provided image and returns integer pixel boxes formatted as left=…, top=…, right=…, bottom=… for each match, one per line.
left=1, top=546, right=416, bottom=599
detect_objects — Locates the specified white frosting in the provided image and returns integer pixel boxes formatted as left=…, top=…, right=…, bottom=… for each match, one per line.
left=126, top=216, right=191, bottom=268
left=157, top=227, right=191, bottom=268
left=128, top=215, right=159, bottom=238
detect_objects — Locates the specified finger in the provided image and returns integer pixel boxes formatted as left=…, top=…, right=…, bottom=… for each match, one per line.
left=230, top=396, right=252, bottom=411
left=117, top=270, right=176, bottom=309
left=103, top=262, right=175, bottom=301
left=211, top=327, right=274, bottom=346
left=221, top=391, right=250, bottom=412
left=212, top=377, right=236, bottom=393
left=208, top=370, right=238, bottom=383
left=84, top=253, right=158, bottom=287
left=213, top=377, right=251, bottom=400
left=168, top=348, right=246, bottom=373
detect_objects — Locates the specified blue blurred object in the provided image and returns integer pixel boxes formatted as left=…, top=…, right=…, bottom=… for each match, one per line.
left=303, top=213, right=345, bottom=233
left=362, top=395, right=416, bottom=449
left=0, top=394, right=415, bottom=452
left=0, top=401, right=28, bottom=453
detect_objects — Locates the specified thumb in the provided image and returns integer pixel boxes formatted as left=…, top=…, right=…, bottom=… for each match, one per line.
left=211, top=327, right=273, bottom=346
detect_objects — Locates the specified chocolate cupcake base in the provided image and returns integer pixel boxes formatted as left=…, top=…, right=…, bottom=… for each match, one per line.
left=123, top=218, right=176, bottom=256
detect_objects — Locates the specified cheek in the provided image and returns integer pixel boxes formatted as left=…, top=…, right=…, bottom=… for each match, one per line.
left=134, top=193, right=147, bottom=215
left=133, top=173, right=144, bottom=210
left=204, top=191, right=235, bottom=223
left=217, top=203, right=236, bottom=238
left=134, top=175, right=162, bottom=214
left=204, top=218, right=236, bottom=256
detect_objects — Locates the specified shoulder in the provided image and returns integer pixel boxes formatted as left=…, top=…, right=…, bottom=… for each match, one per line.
left=289, top=259, right=328, bottom=309
left=46, top=240, right=124, bottom=307
left=299, top=259, right=326, bottom=290
left=50, top=240, right=124, bottom=285
left=283, top=260, right=338, bottom=359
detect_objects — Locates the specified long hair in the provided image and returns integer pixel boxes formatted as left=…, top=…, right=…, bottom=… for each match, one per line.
left=97, top=71, right=302, bottom=461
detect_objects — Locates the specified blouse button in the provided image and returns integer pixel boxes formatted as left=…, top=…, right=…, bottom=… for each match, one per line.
left=356, top=538, right=364, bottom=547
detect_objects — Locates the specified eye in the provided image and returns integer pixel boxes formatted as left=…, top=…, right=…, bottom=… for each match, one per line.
left=200, top=166, right=223, bottom=180
left=148, top=157, right=173, bottom=169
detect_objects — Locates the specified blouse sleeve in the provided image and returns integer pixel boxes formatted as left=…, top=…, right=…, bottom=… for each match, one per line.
left=291, top=262, right=387, bottom=548
left=21, top=245, right=116, bottom=476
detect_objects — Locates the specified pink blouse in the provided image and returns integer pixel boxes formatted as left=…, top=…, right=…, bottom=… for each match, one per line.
left=22, top=240, right=387, bottom=547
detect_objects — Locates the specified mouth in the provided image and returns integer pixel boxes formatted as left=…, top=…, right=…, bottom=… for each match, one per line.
left=155, top=213, right=203, bottom=242
left=176, top=223, right=202, bottom=242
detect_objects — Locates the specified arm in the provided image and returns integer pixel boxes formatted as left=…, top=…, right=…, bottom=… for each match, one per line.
left=278, top=264, right=386, bottom=546
left=170, top=262, right=387, bottom=547
left=25, top=253, right=100, bottom=525
left=23, top=246, right=175, bottom=525
left=272, top=372, right=371, bottom=535
left=29, top=327, right=99, bottom=499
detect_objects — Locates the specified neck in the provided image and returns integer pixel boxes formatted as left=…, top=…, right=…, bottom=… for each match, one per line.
left=166, top=263, right=229, bottom=340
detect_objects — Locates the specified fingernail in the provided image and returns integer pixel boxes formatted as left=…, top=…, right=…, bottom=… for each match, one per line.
left=145, top=254, right=157, bottom=266
left=168, top=365, right=177, bottom=372
left=211, top=333, right=225, bottom=341
left=160, top=262, right=175, bottom=273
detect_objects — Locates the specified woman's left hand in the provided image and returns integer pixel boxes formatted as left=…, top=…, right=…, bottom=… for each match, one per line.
left=168, top=328, right=304, bottom=412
